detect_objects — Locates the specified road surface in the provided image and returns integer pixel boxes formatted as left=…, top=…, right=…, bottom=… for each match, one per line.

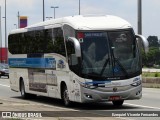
left=0, top=77, right=160, bottom=120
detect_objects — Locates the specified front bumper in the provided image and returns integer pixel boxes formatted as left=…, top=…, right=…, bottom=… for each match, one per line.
left=81, top=85, right=142, bottom=103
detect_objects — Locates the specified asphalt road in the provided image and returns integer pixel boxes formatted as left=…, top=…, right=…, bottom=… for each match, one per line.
left=0, top=77, right=160, bottom=120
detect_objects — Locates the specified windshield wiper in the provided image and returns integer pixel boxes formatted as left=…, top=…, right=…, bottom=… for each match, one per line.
left=110, top=47, right=128, bottom=77
left=100, top=58, right=110, bottom=76
left=113, top=58, right=129, bottom=77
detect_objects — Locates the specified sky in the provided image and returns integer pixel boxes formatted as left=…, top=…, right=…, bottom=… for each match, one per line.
left=0, top=0, right=160, bottom=47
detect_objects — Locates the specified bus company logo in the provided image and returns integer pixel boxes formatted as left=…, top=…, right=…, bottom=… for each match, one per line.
left=113, top=67, right=120, bottom=73
left=57, top=60, right=65, bottom=69
left=47, top=59, right=56, bottom=69
left=113, top=87, right=118, bottom=92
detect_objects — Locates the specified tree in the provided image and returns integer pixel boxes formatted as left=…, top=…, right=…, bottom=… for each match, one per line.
left=147, top=36, right=159, bottom=47
left=142, top=36, right=160, bottom=67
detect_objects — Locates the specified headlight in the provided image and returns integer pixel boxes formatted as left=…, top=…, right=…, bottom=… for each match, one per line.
left=79, top=82, right=97, bottom=89
left=131, top=80, right=141, bottom=87
left=82, top=83, right=97, bottom=89
left=77, top=80, right=98, bottom=89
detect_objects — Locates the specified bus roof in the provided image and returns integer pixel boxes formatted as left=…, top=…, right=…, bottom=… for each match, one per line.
left=9, top=15, right=132, bottom=34
left=63, top=15, right=132, bottom=30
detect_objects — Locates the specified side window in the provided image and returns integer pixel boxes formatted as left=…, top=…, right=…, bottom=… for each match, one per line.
left=52, top=28, right=66, bottom=57
left=25, top=31, right=35, bottom=53
left=19, top=33, right=26, bottom=54
left=8, top=33, right=23, bottom=54
left=8, top=34, right=16, bottom=54
left=34, top=30, right=44, bottom=53
left=44, top=29, right=54, bottom=53
left=25, top=30, right=45, bottom=54
left=9, top=27, right=66, bottom=56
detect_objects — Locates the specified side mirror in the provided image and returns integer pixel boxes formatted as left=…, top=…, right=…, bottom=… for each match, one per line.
left=67, top=37, right=81, bottom=57
left=69, top=54, right=78, bottom=65
left=136, top=34, right=149, bottom=53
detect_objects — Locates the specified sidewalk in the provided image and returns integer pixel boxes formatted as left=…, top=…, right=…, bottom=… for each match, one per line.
left=0, top=98, right=122, bottom=120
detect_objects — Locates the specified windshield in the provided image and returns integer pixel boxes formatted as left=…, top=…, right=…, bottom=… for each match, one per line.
left=78, top=30, right=141, bottom=80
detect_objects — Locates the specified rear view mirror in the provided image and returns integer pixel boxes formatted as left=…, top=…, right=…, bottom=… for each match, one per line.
left=136, top=34, right=149, bottom=53
left=67, top=37, right=81, bottom=57
left=69, top=54, right=78, bottom=66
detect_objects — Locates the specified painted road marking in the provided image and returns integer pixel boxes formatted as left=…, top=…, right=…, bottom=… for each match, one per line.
left=125, top=103, right=160, bottom=110
left=0, top=84, right=10, bottom=88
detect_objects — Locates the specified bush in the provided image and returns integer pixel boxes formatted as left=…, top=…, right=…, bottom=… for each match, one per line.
left=155, top=73, right=158, bottom=77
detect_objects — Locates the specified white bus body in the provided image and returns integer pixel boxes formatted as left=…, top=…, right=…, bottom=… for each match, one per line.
left=8, top=15, right=148, bottom=106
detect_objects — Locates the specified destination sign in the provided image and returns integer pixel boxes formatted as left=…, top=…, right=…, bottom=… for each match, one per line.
left=84, top=32, right=105, bottom=38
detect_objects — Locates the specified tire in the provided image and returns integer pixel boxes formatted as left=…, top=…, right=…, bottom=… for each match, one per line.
left=62, top=85, right=71, bottom=107
left=112, top=100, right=124, bottom=106
left=20, top=80, right=30, bottom=99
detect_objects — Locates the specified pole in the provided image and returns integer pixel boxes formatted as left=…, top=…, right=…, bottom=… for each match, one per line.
left=5, top=0, right=7, bottom=47
left=43, top=0, right=45, bottom=21
left=54, top=8, right=55, bottom=19
left=79, top=0, right=80, bottom=15
left=51, top=6, right=59, bottom=19
left=137, top=0, right=142, bottom=65
left=18, top=11, right=20, bottom=28
left=138, top=0, right=142, bottom=35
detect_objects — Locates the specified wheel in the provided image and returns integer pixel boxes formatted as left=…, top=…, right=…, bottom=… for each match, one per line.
left=112, top=100, right=124, bottom=106
left=20, top=80, right=30, bottom=99
left=62, top=85, right=71, bottom=107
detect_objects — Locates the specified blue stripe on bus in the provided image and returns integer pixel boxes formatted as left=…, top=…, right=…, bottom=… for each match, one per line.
left=8, top=58, right=56, bottom=69
left=85, top=81, right=111, bottom=85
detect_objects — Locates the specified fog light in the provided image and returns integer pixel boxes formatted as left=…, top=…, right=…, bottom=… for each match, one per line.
left=136, top=90, right=141, bottom=95
left=85, top=94, right=92, bottom=98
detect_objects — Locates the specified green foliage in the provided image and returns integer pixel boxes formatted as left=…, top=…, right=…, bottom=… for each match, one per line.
left=142, top=72, right=160, bottom=77
left=147, top=36, right=159, bottom=47
left=155, top=73, right=158, bottom=77
left=142, top=36, right=160, bottom=67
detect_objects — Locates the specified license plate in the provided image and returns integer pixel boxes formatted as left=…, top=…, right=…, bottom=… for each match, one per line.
left=109, top=96, right=121, bottom=101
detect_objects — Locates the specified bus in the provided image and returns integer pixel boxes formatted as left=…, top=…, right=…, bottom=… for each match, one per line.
left=8, top=15, right=148, bottom=106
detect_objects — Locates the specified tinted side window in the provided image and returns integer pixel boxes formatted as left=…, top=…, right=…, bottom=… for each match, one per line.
left=8, top=27, right=66, bottom=56
left=20, top=33, right=27, bottom=54
left=52, top=28, right=66, bottom=56
left=8, top=34, right=16, bottom=54
left=24, top=31, right=34, bottom=53
left=44, top=29, right=54, bottom=53
left=8, top=33, right=24, bottom=54
left=34, top=30, right=44, bottom=53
